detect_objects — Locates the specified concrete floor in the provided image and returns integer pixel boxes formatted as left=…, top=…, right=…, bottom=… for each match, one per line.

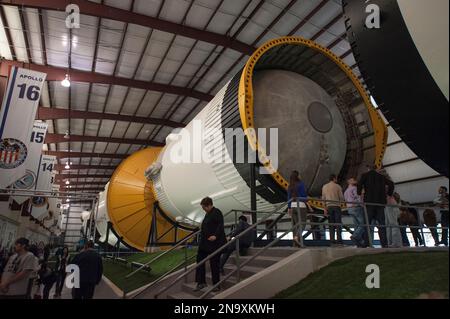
left=46, top=276, right=121, bottom=299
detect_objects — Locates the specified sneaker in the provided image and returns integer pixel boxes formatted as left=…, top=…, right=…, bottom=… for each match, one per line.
left=193, top=283, right=207, bottom=292
left=212, top=286, right=221, bottom=293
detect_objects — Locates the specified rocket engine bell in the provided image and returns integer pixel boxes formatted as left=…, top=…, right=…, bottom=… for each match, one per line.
left=102, top=37, right=388, bottom=251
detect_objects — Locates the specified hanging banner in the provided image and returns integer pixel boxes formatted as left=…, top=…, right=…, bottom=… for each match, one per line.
left=0, top=66, right=47, bottom=188
left=45, top=184, right=61, bottom=229
left=30, top=154, right=56, bottom=219
left=11, top=121, right=48, bottom=204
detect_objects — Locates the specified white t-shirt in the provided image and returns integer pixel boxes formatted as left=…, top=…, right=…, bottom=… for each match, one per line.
left=0, top=252, right=38, bottom=296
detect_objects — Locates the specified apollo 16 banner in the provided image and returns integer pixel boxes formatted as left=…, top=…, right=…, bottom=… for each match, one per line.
left=0, top=66, right=47, bottom=188
left=11, top=121, right=48, bottom=204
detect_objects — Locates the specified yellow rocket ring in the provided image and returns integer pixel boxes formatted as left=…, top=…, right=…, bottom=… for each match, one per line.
left=238, top=36, right=388, bottom=210
left=107, top=147, right=190, bottom=251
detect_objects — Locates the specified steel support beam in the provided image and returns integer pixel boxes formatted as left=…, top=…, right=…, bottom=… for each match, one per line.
left=44, top=151, right=128, bottom=159
left=45, top=133, right=164, bottom=146
left=0, top=0, right=255, bottom=55
left=36, top=107, right=185, bottom=128
left=55, top=174, right=111, bottom=180
left=55, top=164, right=116, bottom=171
left=0, top=60, right=213, bottom=102
left=63, top=188, right=104, bottom=192
left=56, top=181, right=107, bottom=186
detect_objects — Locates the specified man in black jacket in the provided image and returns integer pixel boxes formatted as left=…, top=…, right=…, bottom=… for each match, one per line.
left=194, top=197, right=226, bottom=292
left=71, top=241, right=103, bottom=299
left=357, top=166, right=394, bottom=248
left=219, top=215, right=252, bottom=274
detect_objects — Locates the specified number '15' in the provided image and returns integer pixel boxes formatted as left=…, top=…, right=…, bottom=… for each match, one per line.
left=17, top=84, right=40, bottom=101
left=30, top=131, right=44, bottom=143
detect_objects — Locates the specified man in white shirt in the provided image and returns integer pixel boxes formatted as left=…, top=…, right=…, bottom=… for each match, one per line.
left=0, top=238, right=38, bottom=299
left=322, top=174, right=345, bottom=245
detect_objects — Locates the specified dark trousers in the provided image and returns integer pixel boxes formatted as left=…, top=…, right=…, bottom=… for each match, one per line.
left=73, top=283, right=96, bottom=299
left=441, top=211, right=449, bottom=245
left=42, top=281, right=54, bottom=299
left=366, top=205, right=387, bottom=247
left=55, top=272, right=67, bottom=296
left=399, top=221, right=410, bottom=247
left=327, top=206, right=342, bottom=242
left=411, top=227, right=423, bottom=246
left=220, top=243, right=249, bottom=271
left=195, top=249, right=221, bottom=285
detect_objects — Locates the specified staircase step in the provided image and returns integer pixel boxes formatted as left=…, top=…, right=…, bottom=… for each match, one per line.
left=181, top=282, right=218, bottom=298
left=167, top=291, right=198, bottom=300
left=205, top=274, right=237, bottom=290
left=228, top=255, right=281, bottom=268
left=222, top=264, right=264, bottom=279
left=247, top=247, right=298, bottom=258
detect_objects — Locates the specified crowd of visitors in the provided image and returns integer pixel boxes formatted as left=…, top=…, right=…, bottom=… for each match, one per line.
left=192, top=170, right=448, bottom=292
left=285, top=165, right=449, bottom=248
left=0, top=170, right=447, bottom=298
left=0, top=238, right=103, bottom=300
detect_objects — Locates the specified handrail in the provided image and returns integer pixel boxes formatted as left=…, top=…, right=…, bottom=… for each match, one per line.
left=140, top=195, right=445, bottom=298
left=154, top=200, right=292, bottom=298
left=300, top=196, right=446, bottom=211
left=198, top=196, right=449, bottom=298
left=130, top=253, right=197, bottom=299
left=125, top=209, right=236, bottom=279
left=200, top=214, right=302, bottom=298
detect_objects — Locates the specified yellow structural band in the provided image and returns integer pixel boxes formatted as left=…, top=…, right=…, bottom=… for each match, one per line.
left=107, top=147, right=190, bottom=251
left=238, top=36, right=388, bottom=209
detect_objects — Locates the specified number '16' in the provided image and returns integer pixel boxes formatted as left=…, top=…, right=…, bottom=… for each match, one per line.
left=17, top=84, right=40, bottom=101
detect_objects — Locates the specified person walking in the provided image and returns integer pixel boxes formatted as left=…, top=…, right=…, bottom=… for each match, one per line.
left=434, top=186, right=449, bottom=246
left=399, top=203, right=424, bottom=247
left=287, top=171, right=308, bottom=247
left=194, top=197, right=226, bottom=292
left=344, top=177, right=366, bottom=247
left=220, top=215, right=252, bottom=275
left=71, top=241, right=103, bottom=299
left=0, top=238, right=39, bottom=299
left=322, top=175, right=345, bottom=246
left=357, top=165, right=394, bottom=248
left=54, top=246, right=69, bottom=298
left=385, top=192, right=403, bottom=248
left=423, top=209, right=440, bottom=246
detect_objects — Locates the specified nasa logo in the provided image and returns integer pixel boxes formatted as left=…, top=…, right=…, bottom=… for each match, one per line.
left=0, top=138, right=28, bottom=169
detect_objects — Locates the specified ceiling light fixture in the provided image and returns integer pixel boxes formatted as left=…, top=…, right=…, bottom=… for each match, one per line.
left=65, top=180, right=70, bottom=185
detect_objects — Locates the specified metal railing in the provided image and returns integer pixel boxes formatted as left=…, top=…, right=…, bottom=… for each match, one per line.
left=0, top=188, right=98, bottom=199
left=153, top=200, right=291, bottom=299
left=194, top=196, right=448, bottom=299
left=124, top=208, right=240, bottom=280
left=124, top=196, right=447, bottom=299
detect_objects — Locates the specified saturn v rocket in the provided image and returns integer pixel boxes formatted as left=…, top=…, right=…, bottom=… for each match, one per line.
left=97, top=36, right=388, bottom=251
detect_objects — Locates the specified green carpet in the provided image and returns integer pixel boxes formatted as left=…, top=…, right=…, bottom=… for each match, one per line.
left=274, top=251, right=449, bottom=299
left=103, top=247, right=197, bottom=293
